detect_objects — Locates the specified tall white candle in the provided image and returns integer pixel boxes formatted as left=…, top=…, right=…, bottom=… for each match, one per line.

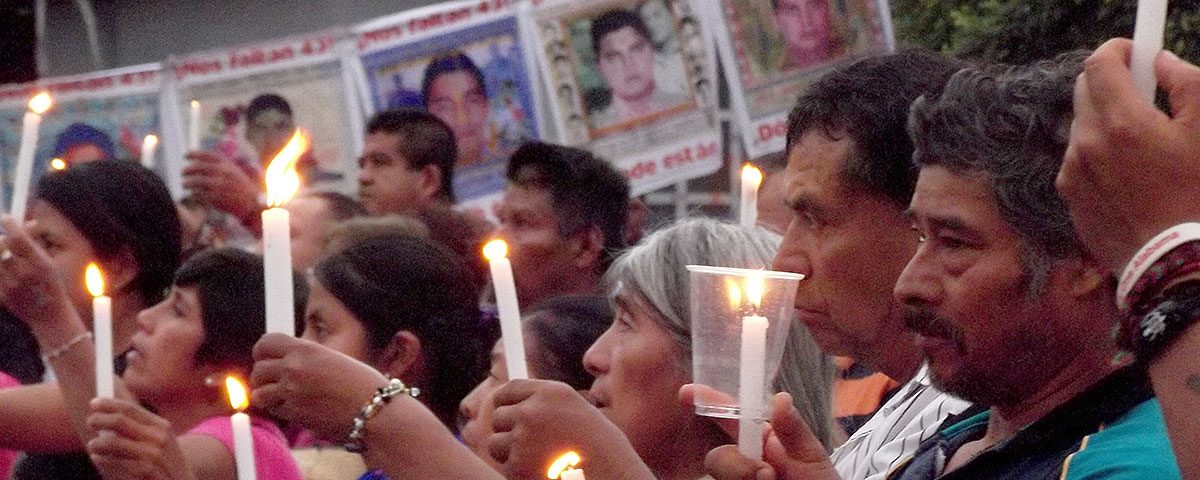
left=1131, top=0, right=1169, bottom=102
left=141, top=134, right=159, bottom=169
left=737, top=272, right=767, bottom=460
left=739, top=164, right=762, bottom=229
left=226, top=377, right=257, bottom=480
left=261, top=130, right=308, bottom=337
left=484, top=239, right=528, bottom=380
left=12, top=92, right=52, bottom=220
left=86, top=263, right=114, bottom=398
left=188, top=101, right=202, bottom=151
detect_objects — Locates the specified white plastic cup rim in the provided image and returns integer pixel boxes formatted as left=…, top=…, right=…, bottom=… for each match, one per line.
left=684, top=265, right=805, bottom=281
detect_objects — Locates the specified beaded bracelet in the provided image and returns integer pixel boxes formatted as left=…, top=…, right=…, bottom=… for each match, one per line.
left=344, top=378, right=420, bottom=453
left=1117, top=223, right=1200, bottom=311
left=1125, top=242, right=1200, bottom=315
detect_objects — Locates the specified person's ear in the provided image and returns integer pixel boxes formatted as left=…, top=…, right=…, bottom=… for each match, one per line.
left=106, top=248, right=141, bottom=296
left=570, top=225, right=605, bottom=270
left=378, top=330, right=423, bottom=379
left=419, top=164, right=444, bottom=203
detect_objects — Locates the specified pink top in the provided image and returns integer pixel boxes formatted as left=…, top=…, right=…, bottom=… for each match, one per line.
left=189, top=415, right=302, bottom=480
left=0, top=372, right=19, bottom=478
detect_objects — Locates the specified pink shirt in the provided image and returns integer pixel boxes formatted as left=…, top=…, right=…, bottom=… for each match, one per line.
left=189, top=415, right=302, bottom=480
left=0, top=372, right=19, bottom=479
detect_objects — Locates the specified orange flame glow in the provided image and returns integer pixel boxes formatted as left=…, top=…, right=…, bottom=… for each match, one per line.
left=547, top=451, right=582, bottom=479
left=225, top=376, right=249, bottom=412
left=85, top=263, right=105, bottom=297
left=264, top=129, right=309, bottom=207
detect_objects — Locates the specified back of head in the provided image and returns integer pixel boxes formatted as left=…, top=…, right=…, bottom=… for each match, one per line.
left=323, top=215, right=430, bottom=255
left=366, top=109, right=458, bottom=203
left=412, top=204, right=491, bottom=295
left=786, top=51, right=965, bottom=207
left=304, top=191, right=368, bottom=222
left=908, top=51, right=1088, bottom=292
left=37, top=160, right=182, bottom=304
left=524, top=295, right=613, bottom=390
left=507, top=141, right=630, bottom=270
left=590, top=9, right=653, bottom=55
left=175, top=248, right=308, bottom=379
left=314, top=235, right=488, bottom=424
left=247, top=93, right=293, bottom=120
left=53, top=123, right=115, bottom=160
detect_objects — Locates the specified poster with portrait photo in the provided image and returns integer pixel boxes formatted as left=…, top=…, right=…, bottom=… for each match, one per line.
left=0, top=64, right=162, bottom=211
left=169, top=30, right=363, bottom=196
left=531, top=0, right=723, bottom=196
left=706, top=0, right=894, bottom=158
left=356, top=2, right=540, bottom=215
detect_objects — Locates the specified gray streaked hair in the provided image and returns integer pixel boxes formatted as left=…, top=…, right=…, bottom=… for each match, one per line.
left=605, top=217, right=837, bottom=450
left=908, top=51, right=1089, bottom=295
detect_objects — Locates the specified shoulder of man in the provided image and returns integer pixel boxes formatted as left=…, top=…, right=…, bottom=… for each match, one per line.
left=1060, top=398, right=1181, bottom=480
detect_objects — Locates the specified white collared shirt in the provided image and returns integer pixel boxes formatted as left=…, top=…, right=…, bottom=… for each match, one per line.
left=829, top=364, right=972, bottom=480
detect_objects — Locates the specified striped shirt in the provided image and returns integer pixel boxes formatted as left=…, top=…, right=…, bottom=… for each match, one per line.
left=830, top=364, right=971, bottom=480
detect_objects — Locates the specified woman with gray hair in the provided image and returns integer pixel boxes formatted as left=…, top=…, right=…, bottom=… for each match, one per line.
left=486, top=217, right=836, bottom=479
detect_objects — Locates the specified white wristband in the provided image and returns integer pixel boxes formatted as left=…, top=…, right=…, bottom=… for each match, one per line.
left=1116, top=222, right=1200, bottom=311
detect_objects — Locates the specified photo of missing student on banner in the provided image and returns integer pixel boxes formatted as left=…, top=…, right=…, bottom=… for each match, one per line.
left=360, top=14, right=540, bottom=207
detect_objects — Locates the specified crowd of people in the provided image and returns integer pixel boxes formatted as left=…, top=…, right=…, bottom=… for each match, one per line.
left=0, top=31, right=1196, bottom=480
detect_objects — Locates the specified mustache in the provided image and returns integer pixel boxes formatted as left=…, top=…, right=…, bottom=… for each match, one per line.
left=903, top=307, right=966, bottom=351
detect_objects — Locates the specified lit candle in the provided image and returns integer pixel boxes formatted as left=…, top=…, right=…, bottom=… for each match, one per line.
left=12, top=92, right=52, bottom=220
left=141, top=134, right=159, bottom=169
left=547, top=451, right=586, bottom=480
left=225, top=377, right=257, bottom=480
left=1131, top=0, right=1169, bottom=102
left=735, top=271, right=767, bottom=460
left=188, top=100, right=202, bottom=151
left=739, top=164, right=763, bottom=229
left=262, top=130, right=307, bottom=337
left=483, top=239, right=527, bottom=380
left=85, top=263, right=114, bottom=398
left=49, top=158, right=66, bottom=171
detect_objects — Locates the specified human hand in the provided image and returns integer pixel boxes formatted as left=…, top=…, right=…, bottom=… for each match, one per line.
left=703, top=393, right=838, bottom=480
left=1057, top=39, right=1200, bottom=273
left=182, top=151, right=260, bottom=221
left=85, top=397, right=196, bottom=480
left=249, top=334, right=386, bottom=442
left=0, top=216, right=77, bottom=334
left=489, top=379, right=654, bottom=480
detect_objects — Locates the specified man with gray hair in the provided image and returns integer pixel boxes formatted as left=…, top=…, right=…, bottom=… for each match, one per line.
left=888, top=52, right=1180, bottom=479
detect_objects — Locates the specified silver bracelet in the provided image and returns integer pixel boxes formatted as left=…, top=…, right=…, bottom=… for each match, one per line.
left=41, top=331, right=93, bottom=363
left=344, top=378, right=419, bottom=453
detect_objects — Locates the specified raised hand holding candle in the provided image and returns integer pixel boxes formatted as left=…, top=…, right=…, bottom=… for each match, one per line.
left=141, top=134, right=159, bottom=168
left=1131, top=0, right=1169, bottom=101
left=226, top=377, right=257, bottom=480
left=548, top=451, right=586, bottom=480
left=12, top=92, right=52, bottom=220
left=188, top=101, right=202, bottom=151
left=86, top=263, right=114, bottom=398
left=484, top=239, right=528, bottom=380
left=739, top=164, right=763, bottom=229
left=262, top=130, right=308, bottom=337
left=735, top=271, right=767, bottom=460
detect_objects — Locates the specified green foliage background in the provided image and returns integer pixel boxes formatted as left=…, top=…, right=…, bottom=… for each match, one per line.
left=891, top=0, right=1200, bottom=65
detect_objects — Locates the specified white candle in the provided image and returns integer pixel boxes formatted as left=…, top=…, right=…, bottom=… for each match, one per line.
left=736, top=272, right=767, bottom=460
left=560, top=468, right=586, bottom=480
left=12, top=92, right=52, bottom=220
left=226, top=377, right=257, bottom=480
left=483, top=239, right=527, bottom=380
left=141, top=134, right=159, bottom=169
left=188, top=101, right=202, bottom=151
left=1131, top=0, right=1169, bottom=102
left=739, top=164, right=762, bottom=229
left=86, top=263, right=114, bottom=398
left=262, top=206, right=294, bottom=336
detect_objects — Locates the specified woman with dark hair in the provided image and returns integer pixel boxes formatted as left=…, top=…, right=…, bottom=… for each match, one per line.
left=0, top=160, right=182, bottom=476
left=0, top=242, right=305, bottom=479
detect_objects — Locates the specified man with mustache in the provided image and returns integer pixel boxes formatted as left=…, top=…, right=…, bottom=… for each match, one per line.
left=888, top=52, right=1180, bottom=478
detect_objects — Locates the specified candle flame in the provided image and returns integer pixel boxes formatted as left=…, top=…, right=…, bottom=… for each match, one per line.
left=143, top=134, right=159, bottom=149
left=29, top=92, right=52, bottom=114
left=190, top=100, right=200, bottom=110
left=50, top=158, right=66, bottom=171
left=726, top=277, right=742, bottom=310
left=745, top=270, right=764, bottom=309
left=85, top=263, right=105, bottom=297
left=547, top=451, right=582, bottom=479
left=741, top=164, right=763, bottom=190
left=264, top=129, right=309, bottom=207
left=225, top=376, right=249, bottom=412
left=483, top=239, right=509, bottom=261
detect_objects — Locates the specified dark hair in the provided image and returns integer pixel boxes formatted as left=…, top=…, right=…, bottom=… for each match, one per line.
left=37, top=160, right=181, bottom=304
left=366, top=109, right=457, bottom=203
left=785, top=51, right=965, bottom=207
left=591, top=9, right=654, bottom=55
left=314, top=236, right=488, bottom=427
left=421, top=51, right=487, bottom=104
left=52, top=123, right=115, bottom=160
left=246, top=93, right=293, bottom=121
left=302, top=191, right=367, bottom=222
left=176, top=248, right=308, bottom=377
left=506, top=141, right=630, bottom=270
left=412, top=204, right=490, bottom=295
left=523, top=295, right=611, bottom=390
left=908, top=52, right=1088, bottom=294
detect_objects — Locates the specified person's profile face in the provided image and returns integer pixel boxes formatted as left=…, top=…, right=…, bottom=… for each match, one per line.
left=426, top=70, right=490, bottom=167
left=300, top=279, right=374, bottom=365
left=495, top=184, right=577, bottom=308
left=596, top=26, right=658, bottom=103
left=773, top=0, right=833, bottom=64
left=246, top=108, right=295, bottom=162
left=27, top=200, right=101, bottom=316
